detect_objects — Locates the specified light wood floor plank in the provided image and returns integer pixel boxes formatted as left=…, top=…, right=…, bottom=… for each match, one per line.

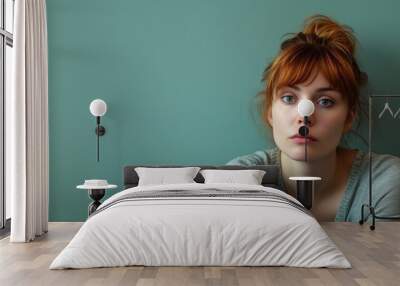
left=0, top=222, right=399, bottom=286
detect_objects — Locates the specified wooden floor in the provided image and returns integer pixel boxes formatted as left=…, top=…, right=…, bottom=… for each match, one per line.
left=0, top=222, right=399, bottom=286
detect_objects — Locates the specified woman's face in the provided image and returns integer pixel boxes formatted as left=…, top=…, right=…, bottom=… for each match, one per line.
left=267, top=72, right=354, bottom=161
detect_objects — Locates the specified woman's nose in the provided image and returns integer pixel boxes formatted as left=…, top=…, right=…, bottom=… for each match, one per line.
left=297, top=114, right=315, bottom=127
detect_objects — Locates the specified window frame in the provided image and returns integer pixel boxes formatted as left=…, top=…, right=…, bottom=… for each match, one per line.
left=0, top=0, right=14, bottom=231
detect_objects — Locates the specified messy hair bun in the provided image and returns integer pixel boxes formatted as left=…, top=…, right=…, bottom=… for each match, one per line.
left=302, top=14, right=357, bottom=56
left=262, top=14, right=368, bottom=129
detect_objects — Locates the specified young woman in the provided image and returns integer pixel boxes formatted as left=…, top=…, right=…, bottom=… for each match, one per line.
left=227, top=15, right=400, bottom=222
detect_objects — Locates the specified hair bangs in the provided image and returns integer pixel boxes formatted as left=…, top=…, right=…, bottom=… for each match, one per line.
left=272, top=47, right=323, bottom=94
left=319, top=50, right=358, bottom=96
left=271, top=46, right=356, bottom=99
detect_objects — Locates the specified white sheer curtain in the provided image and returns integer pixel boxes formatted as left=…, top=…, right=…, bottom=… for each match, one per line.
left=7, top=0, right=49, bottom=242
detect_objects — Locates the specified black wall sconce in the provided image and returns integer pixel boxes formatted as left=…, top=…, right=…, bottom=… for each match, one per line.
left=294, top=99, right=321, bottom=210
left=89, top=99, right=107, bottom=162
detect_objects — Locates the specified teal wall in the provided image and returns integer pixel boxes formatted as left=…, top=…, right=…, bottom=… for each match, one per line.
left=47, top=0, right=400, bottom=221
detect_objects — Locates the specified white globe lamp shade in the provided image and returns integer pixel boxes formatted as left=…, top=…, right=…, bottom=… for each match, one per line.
left=90, top=99, right=107, bottom=117
left=297, top=99, right=314, bottom=117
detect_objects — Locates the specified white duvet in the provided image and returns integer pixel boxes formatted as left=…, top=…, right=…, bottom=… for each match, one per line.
left=50, top=183, right=351, bottom=269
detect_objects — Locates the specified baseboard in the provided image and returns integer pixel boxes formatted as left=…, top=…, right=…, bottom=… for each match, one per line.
left=0, top=218, right=11, bottom=239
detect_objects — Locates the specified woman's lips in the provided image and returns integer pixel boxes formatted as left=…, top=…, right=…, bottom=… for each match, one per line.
left=290, top=135, right=317, bottom=144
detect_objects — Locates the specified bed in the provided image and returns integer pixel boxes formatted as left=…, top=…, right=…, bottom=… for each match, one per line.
left=49, top=165, right=350, bottom=269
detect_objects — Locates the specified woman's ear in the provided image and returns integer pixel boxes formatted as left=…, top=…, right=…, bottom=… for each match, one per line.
left=343, top=110, right=355, bottom=133
left=267, top=108, right=273, bottom=127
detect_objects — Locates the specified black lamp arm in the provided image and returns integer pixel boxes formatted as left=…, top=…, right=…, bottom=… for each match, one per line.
left=94, top=116, right=106, bottom=162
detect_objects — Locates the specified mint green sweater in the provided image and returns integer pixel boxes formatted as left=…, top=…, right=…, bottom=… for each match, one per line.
left=227, top=147, right=400, bottom=222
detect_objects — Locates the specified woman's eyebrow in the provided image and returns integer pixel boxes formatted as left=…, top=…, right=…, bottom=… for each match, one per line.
left=314, top=87, right=336, bottom=93
left=288, top=85, right=336, bottom=93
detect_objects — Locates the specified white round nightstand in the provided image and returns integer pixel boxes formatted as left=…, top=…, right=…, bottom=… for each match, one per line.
left=289, top=176, right=321, bottom=210
left=77, top=180, right=117, bottom=216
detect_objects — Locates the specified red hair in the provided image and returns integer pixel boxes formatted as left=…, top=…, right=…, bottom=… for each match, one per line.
left=262, top=15, right=368, bottom=128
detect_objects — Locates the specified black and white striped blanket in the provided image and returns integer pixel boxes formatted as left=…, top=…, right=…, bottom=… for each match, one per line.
left=91, top=188, right=310, bottom=217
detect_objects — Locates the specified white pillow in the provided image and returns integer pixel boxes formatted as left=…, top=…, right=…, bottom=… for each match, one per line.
left=135, top=167, right=201, bottom=186
left=200, top=169, right=266, bottom=185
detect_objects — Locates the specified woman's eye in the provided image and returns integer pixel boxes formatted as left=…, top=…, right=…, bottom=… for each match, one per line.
left=281, top=95, right=296, bottom=104
left=318, top=98, right=335, bottom=107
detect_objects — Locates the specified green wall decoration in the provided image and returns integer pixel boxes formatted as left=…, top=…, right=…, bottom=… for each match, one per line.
left=47, top=0, right=400, bottom=221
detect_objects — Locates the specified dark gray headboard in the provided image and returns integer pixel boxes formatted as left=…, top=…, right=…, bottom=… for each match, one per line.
left=123, top=165, right=282, bottom=190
